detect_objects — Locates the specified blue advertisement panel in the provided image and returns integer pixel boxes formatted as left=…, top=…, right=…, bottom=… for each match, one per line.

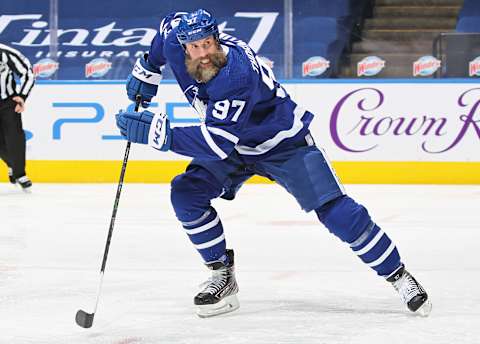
left=1, top=0, right=287, bottom=79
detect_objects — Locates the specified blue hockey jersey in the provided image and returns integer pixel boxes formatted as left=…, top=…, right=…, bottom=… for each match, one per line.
left=148, top=12, right=314, bottom=161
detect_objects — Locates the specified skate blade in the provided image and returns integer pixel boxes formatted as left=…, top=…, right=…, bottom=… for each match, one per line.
left=196, top=294, right=240, bottom=318
left=415, top=298, right=432, bottom=317
left=15, top=184, right=32, bottom=193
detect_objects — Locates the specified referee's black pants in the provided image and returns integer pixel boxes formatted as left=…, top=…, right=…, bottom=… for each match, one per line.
left=0, top=98, right=26, bottom=179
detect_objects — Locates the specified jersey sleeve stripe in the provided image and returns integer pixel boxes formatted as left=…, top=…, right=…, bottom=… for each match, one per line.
left=9, top=54, right=35, bottom=97
left=235, top=105, right=306, bottom=155
left=200, top=124, right=228, bottom=159
left=207, top=127, right=239, bottom=144
left=6, top=73, right=14, bottom=95
left=0, top=44, right=25, bottom=58
left=0, top=70, right=7, bottom=99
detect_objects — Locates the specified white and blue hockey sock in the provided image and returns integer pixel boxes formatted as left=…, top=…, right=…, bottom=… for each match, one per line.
left=315, top=195, right=401, bottom=277
left=181, top=207, right=229, bottom=265
left=349, top=222, right=401, bottom=276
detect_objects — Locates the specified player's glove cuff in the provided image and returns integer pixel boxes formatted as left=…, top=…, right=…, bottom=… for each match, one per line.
left=148, top=112, right=171, bottom=151
left=132, top=53, right=163, bottom=85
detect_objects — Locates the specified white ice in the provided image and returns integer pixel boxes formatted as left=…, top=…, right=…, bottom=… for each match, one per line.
left=1, top=183, right=479, bottom=344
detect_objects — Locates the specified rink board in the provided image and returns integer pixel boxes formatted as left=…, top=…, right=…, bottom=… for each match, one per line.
left=3, top=80, right=479, bottom=184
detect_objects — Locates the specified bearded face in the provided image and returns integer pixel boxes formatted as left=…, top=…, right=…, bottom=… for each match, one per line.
left=184, top=39, right=227, bottom=83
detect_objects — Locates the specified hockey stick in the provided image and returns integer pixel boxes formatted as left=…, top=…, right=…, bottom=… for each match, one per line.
left=75, top=96, right=141, bottom=328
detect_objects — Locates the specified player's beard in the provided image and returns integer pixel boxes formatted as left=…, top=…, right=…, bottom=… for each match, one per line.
left=185, top=50, right=227, bottom=83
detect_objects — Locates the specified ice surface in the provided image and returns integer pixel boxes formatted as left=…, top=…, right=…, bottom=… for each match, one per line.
left=1, top=183, right=479, bottom=344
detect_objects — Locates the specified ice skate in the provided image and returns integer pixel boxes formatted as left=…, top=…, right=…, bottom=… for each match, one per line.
left=16, top=175, right=32, bottom=192
left=388, top=265, right=432, bottom=317
left=194, top=249, right=239, bottom=318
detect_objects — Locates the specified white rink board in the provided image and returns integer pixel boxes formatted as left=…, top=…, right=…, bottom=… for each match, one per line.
left=22, top=81, right=480, bottom=162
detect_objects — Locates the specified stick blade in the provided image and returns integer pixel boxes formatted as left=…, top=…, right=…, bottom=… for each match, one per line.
left=75, top=309, right=94, bottom=328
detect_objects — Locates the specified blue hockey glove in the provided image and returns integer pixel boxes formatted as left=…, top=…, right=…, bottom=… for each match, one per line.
left=126, top=53, right=163, bottom=108
left=115, top=110, right=171, bottom=151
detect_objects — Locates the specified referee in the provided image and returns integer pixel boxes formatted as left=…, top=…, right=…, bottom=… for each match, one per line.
left=0, top=43, right=35, bottom=190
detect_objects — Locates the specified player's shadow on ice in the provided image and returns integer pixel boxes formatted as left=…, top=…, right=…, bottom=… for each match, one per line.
left=240, top=299, right=406, bottom=316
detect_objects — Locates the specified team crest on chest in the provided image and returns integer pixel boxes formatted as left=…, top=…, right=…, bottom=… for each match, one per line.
left=185, top=84, right=208, bottom=122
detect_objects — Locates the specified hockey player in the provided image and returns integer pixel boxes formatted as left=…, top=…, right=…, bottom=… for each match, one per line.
left=116, top=9, right=432, bottom=318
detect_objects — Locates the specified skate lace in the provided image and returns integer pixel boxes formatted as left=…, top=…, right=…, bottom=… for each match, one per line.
left=394, top=272, right=423, bottom=304
left=199, top=268, right=228, bottom=295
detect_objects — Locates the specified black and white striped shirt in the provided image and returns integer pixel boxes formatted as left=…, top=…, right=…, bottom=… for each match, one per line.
left=0, top=43, right=35, bottom=101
